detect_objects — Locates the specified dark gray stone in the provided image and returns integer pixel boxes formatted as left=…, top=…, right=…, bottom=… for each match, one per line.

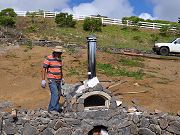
left=0, top=101, right=12, bottom=109
left=30, top=120, right=40, bottom=127
left=0, top=114, right=3, bottom=130
left=55, top=127, right=72, bottom=135
left=72, top=129, right=84, bottom=135
left=93, top=83, right=103, bottom=91
left=48, top=119, right=57, bottom=128
left=42, top=128, right=54, bottom=135
left=121, top=127, right=131, bottom=135
left=130, top=123, right=138, bottom=134
left=78, top=98, right=84, bottom=104
left=132, top=114, right=140, bottom=124
left=22, top=123, right=38, bottom=135
left=76, top=93, right=83, bottom=98
left=38, top=125, right=47, bottom=132
left=161, top=130, right=174, bottom=135
left=138, top=128, right=156, bottom=135
left=3, top=120, right=17, bottom=135
left=158, top=118, right=168, bottom=129
left=166, top=121, right=180, bottom=134
left=149, top=117, right=159, bottom=125
left=16, top=117, right=28, bottom=125
left=149, top=124, right=161, bottom=134
left=54, top=120, right=67, bottom=130
left=140, top=117, right=150, bottom=128
left=118, top=119, right=132, bottom=129
left=65, top=94, right=72, bottom=103
left=77, top=103, right=84, bottom=112
left=66, top=104, right=73, bottom=112
left=109, top=101, right=117, bottom=109
left=64, top=118, right=81, bottom=125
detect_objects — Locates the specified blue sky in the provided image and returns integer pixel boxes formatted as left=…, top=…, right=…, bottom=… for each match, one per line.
left=128, top=0, right=153, bottom=15
left=0, top=0, right=179, bottom=22
left=71, top=0, right=154, bottom=16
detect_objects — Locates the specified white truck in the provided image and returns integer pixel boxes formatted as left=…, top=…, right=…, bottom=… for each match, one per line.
left=153, top=38, right=180, bottom=56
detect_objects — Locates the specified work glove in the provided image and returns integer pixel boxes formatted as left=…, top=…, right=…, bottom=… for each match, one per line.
left=41, top=80, right=46, bottom=88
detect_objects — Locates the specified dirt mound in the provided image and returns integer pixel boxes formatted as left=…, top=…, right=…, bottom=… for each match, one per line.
left=0, top=46, right=180, bottom=113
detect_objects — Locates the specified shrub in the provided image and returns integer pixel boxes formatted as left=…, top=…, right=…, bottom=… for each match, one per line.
left=159, top=25, right=170, bottom=36
left=150, top=34, right=159, bottom=43
left=0, top=8, right=16, bottom=27
left=0, top=16, right=16, bottom=27
left=121, top=26, right=129, bottom=31
left=122, top=16, right=144, bottom=24
left=131, top=26, right=139, bottom=31
left=55, top=13, right=76, bottom=27
left=83, top=17, right=102, bottom=32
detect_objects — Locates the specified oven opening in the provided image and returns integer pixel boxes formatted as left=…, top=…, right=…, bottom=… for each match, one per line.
left=84, top=95, right=106, bottom=107
left=88, top=125, right=109, bottom=135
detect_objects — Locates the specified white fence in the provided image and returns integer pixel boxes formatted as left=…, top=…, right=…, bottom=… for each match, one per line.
left=15, top=11, right=178, bottom=31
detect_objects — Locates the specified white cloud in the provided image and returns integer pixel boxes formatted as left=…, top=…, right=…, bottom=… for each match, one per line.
left=151, top=0, right=180, bottom=22
left=139, top=13, right=157, bottom=20
left=0, top=0, right=134, bottom=19
left=63, top=0, right=134, bottom=19
left=0, top=0, right=69, bottom=11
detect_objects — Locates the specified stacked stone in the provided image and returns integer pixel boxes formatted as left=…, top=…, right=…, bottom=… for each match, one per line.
left=63, top=83, right=118, bottom=113
left=1, top=107, right=180, bottom=135
left=1, top=83, right=180, bottom=135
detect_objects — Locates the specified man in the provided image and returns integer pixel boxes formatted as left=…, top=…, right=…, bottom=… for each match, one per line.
left=41, top=46, right=65, bottom=113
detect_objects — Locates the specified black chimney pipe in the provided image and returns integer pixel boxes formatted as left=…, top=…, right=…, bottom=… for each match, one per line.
left=87, top=35, right=97, bottom=79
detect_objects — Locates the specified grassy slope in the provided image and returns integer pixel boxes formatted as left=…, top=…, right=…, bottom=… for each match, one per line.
left=16, top=17, right=177, bottom=51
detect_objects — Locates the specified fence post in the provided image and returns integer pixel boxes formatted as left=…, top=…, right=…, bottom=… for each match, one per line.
left=43, top=11, right=46, bottom=18
left=101, top=17, right=104, bottom=25
left=153, top=23, right=155, bottom=29
left=127, top=20, right=129, bottom=26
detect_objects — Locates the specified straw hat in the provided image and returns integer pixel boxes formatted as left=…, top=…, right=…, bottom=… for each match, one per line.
left=52, top=46, right=65, bottom=53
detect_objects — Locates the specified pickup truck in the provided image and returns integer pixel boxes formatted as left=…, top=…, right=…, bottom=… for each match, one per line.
left=153, top=38, right=180, bottom=56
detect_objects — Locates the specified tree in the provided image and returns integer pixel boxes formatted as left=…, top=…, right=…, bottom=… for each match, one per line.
left=0, top=8, right=17, bottom=17
left=83, top=17, right=102, bottom=32
left=55, top=13, right=76, bottom=27
left=0, top=8, right=17, bottom=27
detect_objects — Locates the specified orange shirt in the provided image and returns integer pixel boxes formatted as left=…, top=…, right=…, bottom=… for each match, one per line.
left=43, top=55, right=63, bottom=80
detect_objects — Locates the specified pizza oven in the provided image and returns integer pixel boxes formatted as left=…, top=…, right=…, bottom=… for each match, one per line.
left=63, top=35, right=120, bottom=112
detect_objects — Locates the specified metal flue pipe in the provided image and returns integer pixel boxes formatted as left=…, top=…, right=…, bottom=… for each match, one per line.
left=87, top=35, right=97, bottom=79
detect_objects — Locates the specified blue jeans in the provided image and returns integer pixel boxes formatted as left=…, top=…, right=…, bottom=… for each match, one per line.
left=48, top=79, right=62, bottom=112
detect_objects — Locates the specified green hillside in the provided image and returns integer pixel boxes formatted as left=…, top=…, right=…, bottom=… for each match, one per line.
left=16, top=17, right=179, bottom=51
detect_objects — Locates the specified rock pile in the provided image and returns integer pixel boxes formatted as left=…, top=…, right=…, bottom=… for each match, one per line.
left=1, top=84, right=180, bottom=135
left=1, top=106, right=180, bottom=135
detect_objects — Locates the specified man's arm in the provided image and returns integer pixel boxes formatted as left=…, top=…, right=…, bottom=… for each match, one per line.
left=42, top=68, right=47, bottom=80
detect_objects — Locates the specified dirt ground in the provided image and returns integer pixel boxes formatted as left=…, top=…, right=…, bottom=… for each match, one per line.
left=0, top=46, right=180, bottom=113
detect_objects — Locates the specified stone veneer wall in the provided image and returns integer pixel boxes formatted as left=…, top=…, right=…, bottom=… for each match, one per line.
left=1, top=83, right=180, bottom=135
left=1, top=106, right=180, bottom=135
